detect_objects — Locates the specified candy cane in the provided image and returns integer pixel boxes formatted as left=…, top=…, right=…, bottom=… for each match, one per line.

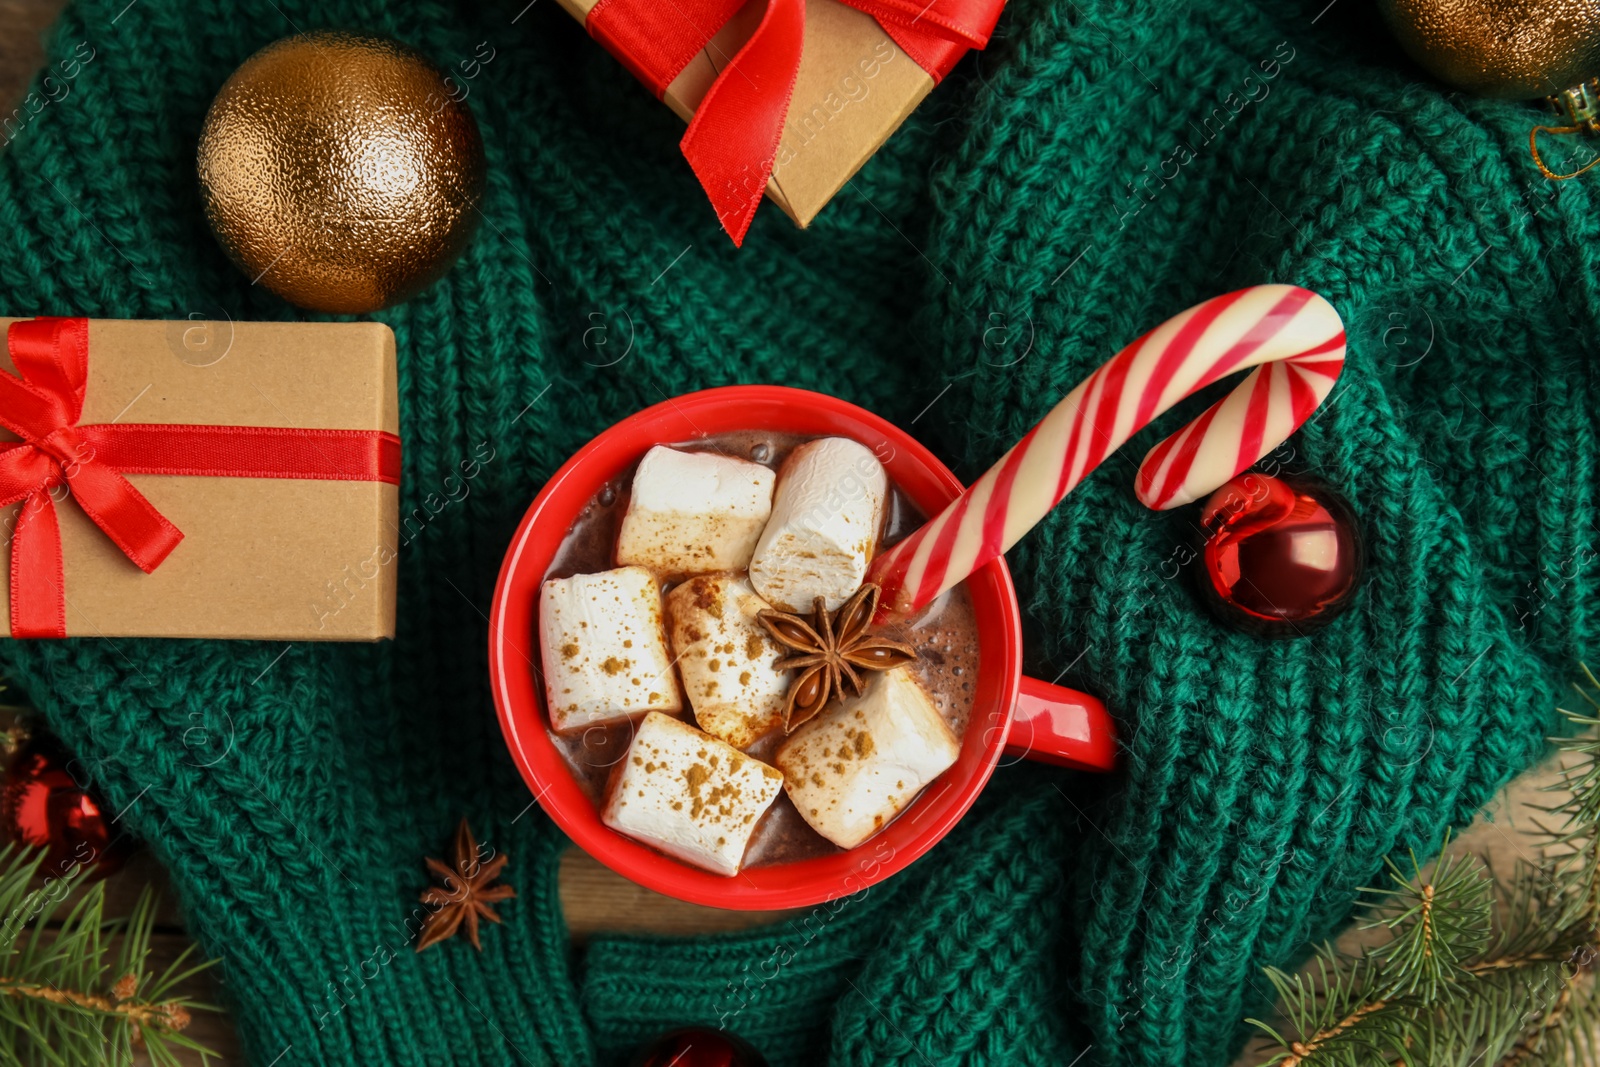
left=868, top=284, right=1346, bottom=618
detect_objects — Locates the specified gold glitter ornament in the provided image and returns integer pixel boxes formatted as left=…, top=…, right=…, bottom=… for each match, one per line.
left=1376, top=0, right=1600, bottom=177
left=197, top=31, right=486, bottom=313
left=1377, top=0, right=1600, bottom=98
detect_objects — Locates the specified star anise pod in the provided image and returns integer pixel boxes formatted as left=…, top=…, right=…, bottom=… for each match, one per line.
left=416, top=819, right=515, bottom=952
left=757, top=583, right=917, bottom=731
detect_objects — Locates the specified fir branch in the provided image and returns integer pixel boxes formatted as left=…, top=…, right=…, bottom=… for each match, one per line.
left=1501, top=976, right=1573, bottom=1066
left=1359, top=840, right=1493, bottom=1002
left=0, top=843, right=220, bottom=1066
left=1463, top=948, right=1574, bottom=974
left=1272, top=995, right=1392, bottom=1067
left=0, top=975, right=190, bottom=1029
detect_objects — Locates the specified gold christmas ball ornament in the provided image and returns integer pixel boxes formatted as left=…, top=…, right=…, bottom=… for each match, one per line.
left=197, top=31, right=486, bottom=314
left=1376, top=0, right=1600, bottom=98
left=1377, top=0, right=1600, bottom=178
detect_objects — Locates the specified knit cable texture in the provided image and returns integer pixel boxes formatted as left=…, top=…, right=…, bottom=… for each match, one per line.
left=0, top=0, right=1594, bottom=1064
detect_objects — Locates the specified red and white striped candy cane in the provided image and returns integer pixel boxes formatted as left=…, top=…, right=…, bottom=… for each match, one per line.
left=868, top=284, right=1346, bottom=618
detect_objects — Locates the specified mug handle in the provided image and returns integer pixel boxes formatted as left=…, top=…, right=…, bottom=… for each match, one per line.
left=1004, top=676, right=1118, bottom=772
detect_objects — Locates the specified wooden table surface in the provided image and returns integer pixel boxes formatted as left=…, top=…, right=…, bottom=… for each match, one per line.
left=0, top=6, right=1582, bottom=1064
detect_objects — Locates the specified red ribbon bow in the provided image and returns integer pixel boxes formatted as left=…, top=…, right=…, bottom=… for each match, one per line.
left=0, top=317, right=401, bottom=638
left=587, top=0, right=1003, bottom=245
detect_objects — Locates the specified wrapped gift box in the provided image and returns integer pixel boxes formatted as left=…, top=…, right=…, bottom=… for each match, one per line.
left=0, top=317, right=400, bottom=641
left=558, top=0, right=992, bottom=234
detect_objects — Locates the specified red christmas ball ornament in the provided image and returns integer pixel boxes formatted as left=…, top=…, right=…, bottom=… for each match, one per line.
left=0, top=734, right=132, bottom=880
left=1196, top=473, right=1363, bottom=636
left=631, top=1028, right=769, bottom=1067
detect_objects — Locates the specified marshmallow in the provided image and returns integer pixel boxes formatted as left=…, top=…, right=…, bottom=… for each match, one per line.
left=775, top=666, right=959, bottom=850
left=540, top=566, right=683, bottom=732
left=748, top=437, right=888, bottom=612
left=602, top=711, right=785, bottom=876
left=665, top=575, right=789, bottom=749
left=616, top=445, right=776, bottom=579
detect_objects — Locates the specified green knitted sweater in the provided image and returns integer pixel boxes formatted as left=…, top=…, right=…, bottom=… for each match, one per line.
left=0, top=0, right=1594, bottom=1063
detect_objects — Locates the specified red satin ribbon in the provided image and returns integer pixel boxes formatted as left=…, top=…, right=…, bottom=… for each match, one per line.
left=0, top=317, right=402, bottom=639
left=587, top=0, right=1003, bottom=245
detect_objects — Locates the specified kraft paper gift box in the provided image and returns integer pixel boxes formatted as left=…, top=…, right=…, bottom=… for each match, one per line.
left=0, top=317, right=400, bottom=641
left=557, top=0, right=994, bottom=233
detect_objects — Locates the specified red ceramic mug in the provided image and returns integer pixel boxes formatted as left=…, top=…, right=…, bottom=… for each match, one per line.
left=489, top=386, right=1117, bottom=910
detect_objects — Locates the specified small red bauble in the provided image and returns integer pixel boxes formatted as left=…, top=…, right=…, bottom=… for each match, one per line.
left=0, top=736, right=132, bottom=880
left=630, top=1028, right=769, bottom=1067
left=1196, top=473, right=1363, bottom=636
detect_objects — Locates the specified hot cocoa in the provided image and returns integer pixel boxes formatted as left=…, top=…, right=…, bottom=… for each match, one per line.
left=540, top=430, right=980, bottom=873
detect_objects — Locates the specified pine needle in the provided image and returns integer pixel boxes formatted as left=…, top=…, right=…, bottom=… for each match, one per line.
left=1358, top=839, right=1495, bottom=1002
left=0, top=844, right=220, bottom=1066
